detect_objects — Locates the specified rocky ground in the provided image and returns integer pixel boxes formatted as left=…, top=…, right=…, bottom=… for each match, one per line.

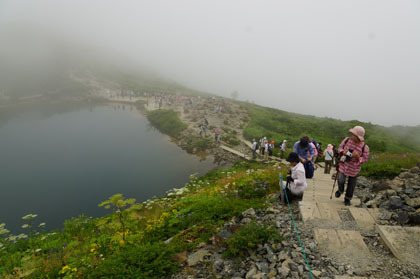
left=171, top=166, right=420, bottom=279
left=356, top=166, right=420, bottom=227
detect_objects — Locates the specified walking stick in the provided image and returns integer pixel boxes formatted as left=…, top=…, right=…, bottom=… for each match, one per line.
left=330, top=164, right=339, bottom=199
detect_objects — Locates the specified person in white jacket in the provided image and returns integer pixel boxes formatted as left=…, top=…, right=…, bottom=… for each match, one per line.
left=283, top=152, right=308, bottom=202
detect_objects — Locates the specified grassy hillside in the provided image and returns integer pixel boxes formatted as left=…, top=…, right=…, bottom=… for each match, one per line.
left=241, top=102, right=420, bottom=154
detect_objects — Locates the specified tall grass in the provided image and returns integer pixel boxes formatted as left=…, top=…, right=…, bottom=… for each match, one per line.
left=147, top=109, right=187, bottom=138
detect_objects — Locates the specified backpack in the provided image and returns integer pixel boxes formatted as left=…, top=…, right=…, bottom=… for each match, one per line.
left=304, top=161, right=314, bottom=178
left=254, top=142, right=259, bottom=150
left=312, top=139, right=322, bottom=153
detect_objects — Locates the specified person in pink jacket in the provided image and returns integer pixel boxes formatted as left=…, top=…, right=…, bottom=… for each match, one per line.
left=335, top=126, right=370, bottom=206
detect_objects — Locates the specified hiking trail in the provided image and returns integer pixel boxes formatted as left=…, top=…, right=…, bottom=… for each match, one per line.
left=299, top=167, right=420, bottom=276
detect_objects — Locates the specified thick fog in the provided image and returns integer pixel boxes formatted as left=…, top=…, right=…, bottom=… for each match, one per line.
left=1, top=0, right=419, bottom=126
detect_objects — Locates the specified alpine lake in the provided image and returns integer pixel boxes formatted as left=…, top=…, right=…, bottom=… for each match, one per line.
left=0, top=102, right=219, bottom=233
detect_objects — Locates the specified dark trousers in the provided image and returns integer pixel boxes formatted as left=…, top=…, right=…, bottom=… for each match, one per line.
left=337, top=171, right=357, bottom=200
left=252, top=150, right=257, bottom=159
left=283, top=186, right=303, bottom=203
left=324, top=160, right=333, bottom=174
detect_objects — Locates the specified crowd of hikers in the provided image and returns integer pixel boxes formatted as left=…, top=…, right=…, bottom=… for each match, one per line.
left=251, top=126, right=370, bottom=206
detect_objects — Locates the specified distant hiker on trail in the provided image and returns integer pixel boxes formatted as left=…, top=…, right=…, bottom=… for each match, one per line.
left=259, top=137, right=265, bottom=155
left=280, top=140, right=287, bottom=159
left=268, top=141, right=274, bottom=156
left=281, top=152, right=308, bottom=203
left=199, top=123, right=207, bottom=137
left=324, top=144, right=334, bottom=174
left=263, top=138, right=269, bottom=161
left=214, top=128, right=221, bottom=145
left=204, top=118, right=209, bottom=127
left=251, top=139, right=258, bottom=159
left=293, top=136, right=315, bottom=178
left=335, top=126, right=370, bottom=206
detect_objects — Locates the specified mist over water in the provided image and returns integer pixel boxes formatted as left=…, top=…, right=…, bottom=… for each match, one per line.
left=1, top=0, right=419, bottom=126
left=0, top=104, right=217, bottom=233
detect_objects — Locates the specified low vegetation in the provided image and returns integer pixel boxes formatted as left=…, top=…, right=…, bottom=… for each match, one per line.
left=147, top=109, right=187, bottom=138
left=0, top=161, right=287, bottom=278
left=240, top=102, right=420, bottom=154
left=360, top=153, right=420, bottom=178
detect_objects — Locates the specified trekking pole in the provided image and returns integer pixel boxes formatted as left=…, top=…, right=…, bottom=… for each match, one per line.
left=330, top=164, right=339, bottom=199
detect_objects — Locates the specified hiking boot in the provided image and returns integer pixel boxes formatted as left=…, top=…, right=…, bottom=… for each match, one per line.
left=344, top=199, right=351, bottom=206
left=335, top=191, right=341, bottom=198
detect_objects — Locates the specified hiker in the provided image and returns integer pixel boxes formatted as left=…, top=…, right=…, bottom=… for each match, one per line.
left=200, top=123, right=207, bottom=137
left=335, top=126, right=370, bottom=206
left=251, top=139, right=258, bottom=159
left=280, top=140, right=287, bottom=159
left=309, top=141, right=318, bottom=164
left=204, top=118, right=209, bottom=127
left=268, top=141, right=274, bottom=156
left=294, top=136, right=314, bottom=163
left=281, top=152, right=308, bottom=203
left=260, top=137, right=265, bottom=155
left=324, top=144, right=334, bottom=174
left=263, top=138, right=269, bottom=161
left=293, top=136, right=315, bottom=178
left=214, top=128, right=221, bottom=145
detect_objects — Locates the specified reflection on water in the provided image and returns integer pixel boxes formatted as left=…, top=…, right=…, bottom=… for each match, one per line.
left=0, top=103, right=220, bottom=233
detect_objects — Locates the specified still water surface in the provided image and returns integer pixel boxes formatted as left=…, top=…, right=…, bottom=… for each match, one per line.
left=0, top=104, right=217, bottom=233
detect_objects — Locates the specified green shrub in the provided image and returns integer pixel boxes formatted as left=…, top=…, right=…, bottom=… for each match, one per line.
left=223, top=222, right=282, bottom=258
left=147, top=109, right=187, bottom=138
left=183, top=137, right=215, bottom=153
left=360, top=153, right=420, bottom=178
left=88, top=241, right=179, bottom=279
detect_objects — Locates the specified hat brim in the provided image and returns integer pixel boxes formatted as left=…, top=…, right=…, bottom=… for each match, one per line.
left=349, top=128, right=364, bottom=141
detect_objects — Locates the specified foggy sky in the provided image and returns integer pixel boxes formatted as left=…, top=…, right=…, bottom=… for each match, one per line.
left=1, top=0, right=419, bottom=126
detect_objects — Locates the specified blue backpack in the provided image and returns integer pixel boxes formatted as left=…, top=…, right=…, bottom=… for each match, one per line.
left=304, top=161, right=314, bottom=178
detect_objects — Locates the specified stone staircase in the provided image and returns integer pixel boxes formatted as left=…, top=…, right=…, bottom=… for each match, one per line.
left=299, top=168, right=420, bottom=276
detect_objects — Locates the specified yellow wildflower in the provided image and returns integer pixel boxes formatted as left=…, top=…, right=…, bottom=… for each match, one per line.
left=72, top=267, right=78, bottom=272
left=59, top=265, right=70, bottom=274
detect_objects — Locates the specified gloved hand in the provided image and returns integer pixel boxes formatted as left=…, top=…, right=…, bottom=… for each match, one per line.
left=286, top=176, right=294, bottom=183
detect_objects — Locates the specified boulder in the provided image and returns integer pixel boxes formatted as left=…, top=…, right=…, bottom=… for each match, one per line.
left=243, top=208, right=256, bottom=218
left=277, top=266, right=290, bottom=278
left=409, top=167, right=420, bottom=174
left=388, top=177, right=404, bottom=188
left=396, top=211, right=410, bottom=224
left=399, top=172, right=417, bottom=179
left=372, top=181, right=391, bottom=192
left=357, top=176, right=371, bottom=188
left=187, top=249, right=211, bottom=266
left=408, top=212, right=420, bottom=225
left=389, top=196, right=403, bottom=209
left=246, top=266, right=257, bottom=279
left=379, top=210, right=393, bottom=220
left=406, top=198, right=420, bottom=208
left=384, top=189, right=397, bottom=197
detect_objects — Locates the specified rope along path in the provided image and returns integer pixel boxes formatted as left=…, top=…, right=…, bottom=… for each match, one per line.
left=281, top=176, right=315, bottom=279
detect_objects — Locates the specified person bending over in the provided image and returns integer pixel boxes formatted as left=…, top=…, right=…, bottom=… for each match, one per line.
left=282, top=152, right=308, bottom=202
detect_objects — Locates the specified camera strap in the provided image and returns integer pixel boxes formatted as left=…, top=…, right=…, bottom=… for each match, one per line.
left=343, top=137, right=366, bottom=157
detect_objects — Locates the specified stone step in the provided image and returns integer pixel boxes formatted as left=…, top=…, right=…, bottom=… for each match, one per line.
left=376, top=225, right=420, bottom=267
left=313, top=228, right=374, bottom=271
